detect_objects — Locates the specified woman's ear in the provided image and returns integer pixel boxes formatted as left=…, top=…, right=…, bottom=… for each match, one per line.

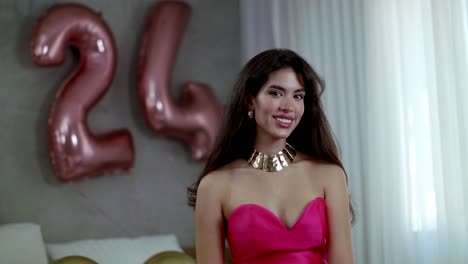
left=244, top=95, right=254, bottom=110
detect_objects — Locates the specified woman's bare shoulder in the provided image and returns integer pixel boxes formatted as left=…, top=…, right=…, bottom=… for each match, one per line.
left=198, top=159, right=249, bottom=192
left=312, top=162, right=347, bottom=194
left=302, top=159, right=347, bottom=201
left=318, top=162, right=345, bottom=176
left=295, top=153, right=345, bottom=183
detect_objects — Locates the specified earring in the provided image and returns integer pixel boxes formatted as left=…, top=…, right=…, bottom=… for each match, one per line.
left=248, top=110, right=254, bottom=119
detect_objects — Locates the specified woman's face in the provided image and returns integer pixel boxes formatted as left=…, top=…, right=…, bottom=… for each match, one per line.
left=251, top=67, right=305, bottom=141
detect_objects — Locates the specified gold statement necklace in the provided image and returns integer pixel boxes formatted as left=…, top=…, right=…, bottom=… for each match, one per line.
left=247, top=143, right=296, bottom=172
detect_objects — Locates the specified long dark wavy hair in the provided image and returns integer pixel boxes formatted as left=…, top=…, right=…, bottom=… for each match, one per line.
left=187, top=49, right=354, bottom=223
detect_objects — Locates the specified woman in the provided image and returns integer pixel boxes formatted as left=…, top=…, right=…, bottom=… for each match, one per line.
left=187, top=49, right=354, bottom=264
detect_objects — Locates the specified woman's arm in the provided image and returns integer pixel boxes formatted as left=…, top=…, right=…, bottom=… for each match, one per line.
left=324, top=165, right=354, bottom=264
left=195, top=172, right=226, bottom=264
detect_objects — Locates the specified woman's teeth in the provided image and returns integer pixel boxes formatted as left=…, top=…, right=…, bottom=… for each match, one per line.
left=275, top=117, right=292, bottom=124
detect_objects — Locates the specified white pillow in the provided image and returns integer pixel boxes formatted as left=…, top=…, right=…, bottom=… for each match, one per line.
left=0, top=222, right=49, bottom=264
left=46, top=234, right=183, bottom=264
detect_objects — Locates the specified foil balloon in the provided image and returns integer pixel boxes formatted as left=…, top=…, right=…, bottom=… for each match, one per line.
left=138, top=1, right=223, bottom=160
left=30, top=3, right=134, bottom=182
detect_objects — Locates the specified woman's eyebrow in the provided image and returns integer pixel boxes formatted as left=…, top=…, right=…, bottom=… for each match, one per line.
left=268, top=85, right=305, bottom=93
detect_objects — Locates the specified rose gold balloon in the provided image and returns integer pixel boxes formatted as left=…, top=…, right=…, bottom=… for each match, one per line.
left=138, top=1, right=223, bottom=160
left=30, top=3, right=134, bottom=182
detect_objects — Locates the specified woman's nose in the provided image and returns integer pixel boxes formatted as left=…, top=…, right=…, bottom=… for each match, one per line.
left=279, top=98, right=294, bottom=112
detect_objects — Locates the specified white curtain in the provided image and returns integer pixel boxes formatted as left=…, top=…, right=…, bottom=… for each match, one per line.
left=240, top=0, right=468, bottom=263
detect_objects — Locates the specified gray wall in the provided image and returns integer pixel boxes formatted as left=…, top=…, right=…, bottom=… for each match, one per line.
left=0, top=0, right=239, bottom=247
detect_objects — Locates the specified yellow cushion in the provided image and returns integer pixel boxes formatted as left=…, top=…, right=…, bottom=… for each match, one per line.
left=54, top=256, right=98, bottom=264
left=144, top=251, right=195, bottom=264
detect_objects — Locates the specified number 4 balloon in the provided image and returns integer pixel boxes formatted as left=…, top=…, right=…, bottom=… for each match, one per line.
left=138, top=1, right=223, bottom=161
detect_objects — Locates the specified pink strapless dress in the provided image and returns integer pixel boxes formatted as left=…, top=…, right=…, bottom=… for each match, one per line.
left=227, top=197, right=328, bottom=264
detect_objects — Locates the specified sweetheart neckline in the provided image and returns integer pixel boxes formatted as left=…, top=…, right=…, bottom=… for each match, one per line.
left=227, top=197, right=325, bottom=231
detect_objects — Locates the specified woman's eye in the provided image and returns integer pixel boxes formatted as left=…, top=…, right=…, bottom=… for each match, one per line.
left=269, top=91, right=281, bottom=97
left=294, top=94, right=305, bottom=100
